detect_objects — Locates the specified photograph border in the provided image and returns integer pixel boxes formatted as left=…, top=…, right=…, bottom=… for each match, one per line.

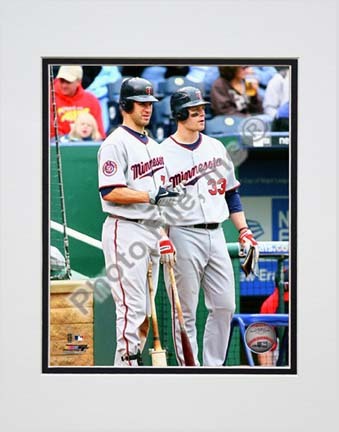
left=42, top=57, right=298, bottom=375
left=1, top=0, right=336, bottom=431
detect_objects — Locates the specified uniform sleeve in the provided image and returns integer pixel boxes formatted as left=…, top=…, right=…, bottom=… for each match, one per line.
left=98, top=141, right=128, bottom=189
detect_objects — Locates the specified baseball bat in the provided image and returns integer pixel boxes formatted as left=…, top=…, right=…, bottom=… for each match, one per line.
left=147, top=262, right=167, bottom=366
left=168, top=265, right=196, bottom=366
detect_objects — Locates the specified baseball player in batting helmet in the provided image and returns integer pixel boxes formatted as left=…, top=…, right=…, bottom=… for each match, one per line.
left=161, top=86, right=259, bottom=366
left=97, top=77, right=183, bottom=367
left=119, top=77, right=159, bottom=112
left=170, top=86, right=210, bottom=121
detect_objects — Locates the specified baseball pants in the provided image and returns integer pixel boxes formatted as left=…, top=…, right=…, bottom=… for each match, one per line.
left=102, top=216, right=161, bottom=366
left=164, top=226, right=235, bottom=366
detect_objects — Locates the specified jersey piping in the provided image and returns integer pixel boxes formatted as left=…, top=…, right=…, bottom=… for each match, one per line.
left=170, top=133, right=202, bottom=151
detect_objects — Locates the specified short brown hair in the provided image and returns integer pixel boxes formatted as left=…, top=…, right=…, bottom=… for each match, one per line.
left=218, top=66, right=239, bottom=81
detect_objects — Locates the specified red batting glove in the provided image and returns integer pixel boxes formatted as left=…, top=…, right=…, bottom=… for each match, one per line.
left=159, top=237, right=176, bottom=266
left=238, top=228, right=258, bottom=254
left=238, top=228, right=259, bottom=276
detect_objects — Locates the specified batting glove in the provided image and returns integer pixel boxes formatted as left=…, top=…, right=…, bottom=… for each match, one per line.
left=238, top=228, right=259, bottom=277
left=238, top=228, right=257, bottom=252
left=159, top=237, right=176, bottom=266
left=149, top=186, right=180, bottom=207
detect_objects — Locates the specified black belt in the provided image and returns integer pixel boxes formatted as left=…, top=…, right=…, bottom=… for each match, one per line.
left=188, top=223, right=220, bottom=230
left=108, top=215, right=144, bottom=223
left=124, top=218, right=144, bottom=223
left=108, top=215, right=156, bottom=225
left=108, top=215, right=219, bottom=229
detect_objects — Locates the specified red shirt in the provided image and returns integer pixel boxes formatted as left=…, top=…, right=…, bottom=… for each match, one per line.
left=260, top=288, right=289, bottom=314
left=50, top=79, right=106, bottom=139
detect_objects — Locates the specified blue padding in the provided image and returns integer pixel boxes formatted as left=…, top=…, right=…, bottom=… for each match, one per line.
left=233, top=313, right=288, bottom=328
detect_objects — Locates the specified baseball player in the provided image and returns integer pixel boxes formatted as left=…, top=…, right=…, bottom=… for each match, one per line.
left=97, top=77, right=180, bottom=366
left=161, top=86, right=258, bottom=366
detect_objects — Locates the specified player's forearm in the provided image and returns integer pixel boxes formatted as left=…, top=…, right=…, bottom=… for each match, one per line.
left=103, top=187, right=150, bottom=204
left=230, top=211, right=248, bottom=231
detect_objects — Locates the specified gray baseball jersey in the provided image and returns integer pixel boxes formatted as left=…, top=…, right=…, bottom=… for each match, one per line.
left=98, top=126, right=166, bottom=221
left=161, top=133, right=240, bottom=225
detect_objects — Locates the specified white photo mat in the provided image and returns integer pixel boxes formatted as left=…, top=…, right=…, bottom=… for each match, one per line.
left=0, top=0, right=336, bottom=431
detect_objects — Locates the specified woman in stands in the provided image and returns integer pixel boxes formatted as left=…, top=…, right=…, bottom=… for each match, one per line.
left=210, top=66, right=263, bottom=116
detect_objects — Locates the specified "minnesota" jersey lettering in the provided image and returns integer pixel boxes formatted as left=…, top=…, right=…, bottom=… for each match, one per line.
left=131, top=157, right=165, bottom=180
left=169, top=157, right=223, bottom=186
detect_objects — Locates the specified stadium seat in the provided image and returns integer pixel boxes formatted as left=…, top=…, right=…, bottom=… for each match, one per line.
left=106, top=77, right=132, bottom=131
left=141, top=66, right=167, bottom=97
left=158, top=75, right=207, bottom=98
left=159, top=76, right=192, bottom=96
left=204, top=114, right=246, bottom=137
left=151, top=96, right=176, bottom=141
left=185, top=78, right=205, bottom=95
left=106, top=100, right=122, bottom=132
left=253, top=113, right=273, bottom=131
left=107, top=77, right=131, bottom=102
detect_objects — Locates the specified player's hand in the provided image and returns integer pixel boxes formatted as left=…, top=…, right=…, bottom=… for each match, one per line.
left=159, top=237, right=176, bottom=266
left=238, top=228, right=259, bottom=277
left=238, top=228, right=258, bottom=253
left=149, top=186, right=180, bottom=207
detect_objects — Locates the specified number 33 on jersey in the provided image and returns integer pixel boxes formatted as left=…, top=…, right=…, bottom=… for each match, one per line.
left=161, top=133, right=240, bottom=225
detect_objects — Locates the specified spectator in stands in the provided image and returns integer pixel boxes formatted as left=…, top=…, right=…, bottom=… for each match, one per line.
left=50, top=65, right=106, bottom=139
left=210, top=66, right=263, bottom=116
left=86, top=66, right=122, bottom=133
left=263, top=66, right=289, bottom=121
left=64, top=112, right=102, bottom=142
left=258, top=267, right=289, bottom=366
left=249, top=66, right=277, bottom=99
left=271, top=100, right=289, bottom=132
left=82, top=66, right=102, bottom=88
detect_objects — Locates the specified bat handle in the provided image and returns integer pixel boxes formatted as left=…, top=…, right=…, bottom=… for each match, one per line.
left=167, top=264, right=196, bottom=366
left=168, top=265, right=184, bottom=323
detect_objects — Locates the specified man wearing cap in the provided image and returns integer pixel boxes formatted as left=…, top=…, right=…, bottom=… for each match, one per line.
left=160, top=86, right=258, bottom=367
left=97, top=77, right=182, bottom=366
left=50, top=65, right=106, bottom=139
